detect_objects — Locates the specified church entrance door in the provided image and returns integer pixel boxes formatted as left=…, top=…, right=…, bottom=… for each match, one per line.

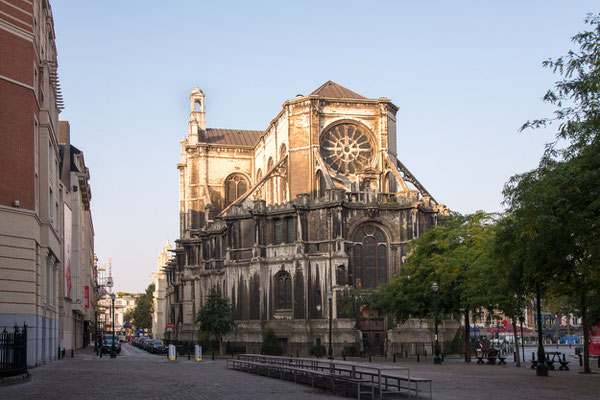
left=358, top=308, right=385, bottom=357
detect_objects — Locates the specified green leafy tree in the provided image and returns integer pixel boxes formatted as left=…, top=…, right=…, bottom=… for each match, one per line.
left=131, top=284, right=154, bottom=331
left=368, top=212, right=497, bottom=362
left=260, top=328, right=283, bottom=356
left=196, top=287, right=235, bottom=355
left=506, top=14, right=600, bottom=373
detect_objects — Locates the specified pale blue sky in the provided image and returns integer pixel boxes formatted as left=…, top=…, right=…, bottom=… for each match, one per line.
left=50, top=0, right=597, bottom=292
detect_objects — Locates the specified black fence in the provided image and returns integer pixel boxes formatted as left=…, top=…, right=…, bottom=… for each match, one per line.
left=0, top=324, right=28, bottom=378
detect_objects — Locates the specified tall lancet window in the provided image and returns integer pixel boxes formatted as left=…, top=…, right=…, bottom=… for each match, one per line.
left=224, top=174, right=248, bottom=207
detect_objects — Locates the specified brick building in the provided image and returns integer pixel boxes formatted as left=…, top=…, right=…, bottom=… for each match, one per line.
left=0, top=0, right=95, bottom=366
left=161, top=82, right=453, bottom=356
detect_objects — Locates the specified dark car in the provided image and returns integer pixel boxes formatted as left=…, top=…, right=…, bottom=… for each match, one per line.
left=150, top=339, right=167, bottom=354
left=102, top=335, right=121, bottom=354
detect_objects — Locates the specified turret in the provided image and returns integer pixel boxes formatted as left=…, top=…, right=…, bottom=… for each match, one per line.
left=189, top=87, right=205, bottom=145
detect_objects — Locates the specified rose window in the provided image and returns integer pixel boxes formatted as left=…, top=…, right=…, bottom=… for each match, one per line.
left=320, top=123, right=374, bottom=174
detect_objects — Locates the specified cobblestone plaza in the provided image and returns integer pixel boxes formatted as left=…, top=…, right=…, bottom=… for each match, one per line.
left=2, top=344, right=598, bottom=400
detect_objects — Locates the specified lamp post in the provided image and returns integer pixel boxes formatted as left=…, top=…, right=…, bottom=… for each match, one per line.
left=110, top=293, right=116, bottom=359
left=432, top=283, right=442, bottom=365
left=327, top=290, right=333, bottom=360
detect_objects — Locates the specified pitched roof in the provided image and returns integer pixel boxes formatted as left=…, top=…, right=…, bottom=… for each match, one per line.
left=310, top=80, right=366, bottom=99
left=202, top=128, right=263, bottom=147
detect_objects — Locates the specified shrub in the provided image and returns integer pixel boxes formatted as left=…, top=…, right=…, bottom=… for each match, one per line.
left=310, top=343, right=326, bottom=358
left=260, top=329, right=283, bottom=356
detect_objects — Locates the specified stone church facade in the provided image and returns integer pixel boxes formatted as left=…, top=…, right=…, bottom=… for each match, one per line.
left=163, top=81, right=450, bottom=356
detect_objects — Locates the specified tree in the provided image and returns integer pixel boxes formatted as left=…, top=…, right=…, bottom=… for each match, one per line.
left=196, top=287, right=235, bottom=355
left=368, top=212, right=497, bottom=363
left=507, top=14, right=600, bottom=373
left=131, top=284, right=154, bottom=332
left=260, top=328, right=283, bottom=356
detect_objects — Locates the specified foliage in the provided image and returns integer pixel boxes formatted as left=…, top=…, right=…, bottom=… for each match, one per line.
left=310, top=343, right=326, bottom=358
left=131, top=284, right=154, bottom=331
left=366, top=211, right=497, bottom=362
left=260, top=328, right=283, bottom=356
left=196, top=287, right=235, bottom=353
left=505, top=13, right=600, bottom=373
left=343, top=345, right=360, bottom=357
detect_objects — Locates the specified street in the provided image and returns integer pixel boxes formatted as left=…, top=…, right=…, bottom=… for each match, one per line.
left=1, top=343, right=599, bottom=400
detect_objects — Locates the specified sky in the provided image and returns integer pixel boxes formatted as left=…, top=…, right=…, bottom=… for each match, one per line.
left=50, top=0, right=598, bottom=293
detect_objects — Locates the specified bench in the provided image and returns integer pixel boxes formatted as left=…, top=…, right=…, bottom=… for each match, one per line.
left=227, top=359, right=376, bottom=399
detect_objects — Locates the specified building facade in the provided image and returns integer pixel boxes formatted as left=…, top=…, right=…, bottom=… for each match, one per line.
left=58, top=121, right=95, bottom=350
left=152, top=240, right=172, bottom=339
left=0, top=0, right=64, bottom=366
left=163, top=82, right=450, bottom=355
left=1, top=1, right=95, bottom=365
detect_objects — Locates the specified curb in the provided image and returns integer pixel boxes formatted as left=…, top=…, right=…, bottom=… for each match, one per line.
left=0, top=372, right=32, bottom=386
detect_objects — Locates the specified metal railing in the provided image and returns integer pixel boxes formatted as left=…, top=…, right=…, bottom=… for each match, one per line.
left=0, top=324, right=28, bottom=378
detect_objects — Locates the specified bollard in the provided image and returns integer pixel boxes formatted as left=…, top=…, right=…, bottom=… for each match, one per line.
left=62, top=348, right=65, bottom=358
left=442, top=352, right=445, bottom=362
left=417, top=354, right=420, bottom=363
left=71, top=349, right=74, bottom=358
left=58, top=347, right=61, bottom=360
left=579, top=354, right=583, bottom=366
left=393, top=353, right=396, bottom=363
left=532, top=352, right=535, bottom=362
left=405, top=350, right=408, bottom=358
left=296, top=350, right=299, bottom=358
left=342, top=351, right=346, bottom=361
left=369, top=354, right=372, bottom=363
left=212, top=351, right=215, bottom=361
left=188, top=352, right=191, bottom=360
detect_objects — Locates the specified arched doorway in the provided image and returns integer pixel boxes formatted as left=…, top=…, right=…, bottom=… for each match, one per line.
left=351, top=223, right=388, bottom=356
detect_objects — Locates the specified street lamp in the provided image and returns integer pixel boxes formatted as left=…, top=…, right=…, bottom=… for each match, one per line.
left=327, top=290, right=333, bottom=360
left=432, top=283, right=442, bottom=365
left=110, top=293, right=116, bottom=359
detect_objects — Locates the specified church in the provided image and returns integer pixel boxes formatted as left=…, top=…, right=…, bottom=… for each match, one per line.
left=161, top=81, right=450, bottom=356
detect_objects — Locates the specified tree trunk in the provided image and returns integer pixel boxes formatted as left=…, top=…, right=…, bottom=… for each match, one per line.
left=219, top=335, right=223, bottom=356
left=581, top=290, right=590, bottom=373
left=555, top=313, right=560, bottom=348
left=512, top=313, right=521, bottom=367
left=464, top=308, right=471, bottom=363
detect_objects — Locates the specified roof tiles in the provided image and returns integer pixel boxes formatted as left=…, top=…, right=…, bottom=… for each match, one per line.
left=310, top=80, right=366, bottom=99
left=202, top=128, right=263, bottom=147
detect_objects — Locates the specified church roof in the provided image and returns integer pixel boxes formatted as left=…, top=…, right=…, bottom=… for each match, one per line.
left=203, top=128, right=263, bottom=147
left=310, top=80, right=366, bottom=99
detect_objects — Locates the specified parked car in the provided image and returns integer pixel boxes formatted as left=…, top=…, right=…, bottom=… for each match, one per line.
left=102, top=335, right=121, bottom=354
left=150, top=339, right=167, bottom=354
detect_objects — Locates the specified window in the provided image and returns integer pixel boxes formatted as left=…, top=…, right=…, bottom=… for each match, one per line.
left=351, top=225, right=388, bottom=289
left=274, top=219, right=283, bottom=244
left=315, top=170, right=326, bottom=198
left=275, top=272, right=292, bottom=309
left=320, top=122, right=374, bottom=174
left=267, top=158, right=274, bottom=203
left=384, top=173, right=397, bottom=193
left=224, top=174, right=249, bottom=207
left=286, top=217, right=296, bottom=243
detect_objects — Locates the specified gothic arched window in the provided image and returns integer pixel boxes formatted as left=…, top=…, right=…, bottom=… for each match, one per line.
left=275, top=271, right=292, bottom=309
left=384, top=172, right=397, bottom=193
left=315, top=170, right=326, bottom=198
left=224, top=174, right=249, bottom=207
left=351, top=224, right=388, bottom=289
left=267, top=158, right=274, bottom=203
